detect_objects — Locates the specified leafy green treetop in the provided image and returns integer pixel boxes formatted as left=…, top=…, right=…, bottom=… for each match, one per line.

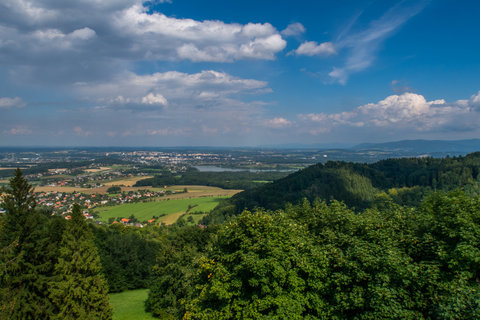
left=185, top=210, right=329, bottom=319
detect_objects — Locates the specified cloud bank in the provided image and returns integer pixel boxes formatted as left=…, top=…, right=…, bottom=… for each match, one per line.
left=298, top=91, right=480, bottom=138
left=0, top=0, right=286, bottom=84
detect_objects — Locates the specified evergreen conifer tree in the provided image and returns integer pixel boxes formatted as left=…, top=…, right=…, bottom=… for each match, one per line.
left=0, top=168, right=57, bottom=318
left=50, top=203, right=112, bottom=319
left=1, top=168, right=36, bottom=243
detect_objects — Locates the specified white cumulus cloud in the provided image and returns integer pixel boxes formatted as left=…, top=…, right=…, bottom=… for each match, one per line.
left=281, top=23, right=306, bottom=37
left=298, top=91, right=480, bottom=136
left=265, top=117, right=292, bottom=128
left=0, top=97, right=26, bottom=108
left=0, top=0, right=287, bottom=82
left=75, top=70, right=269, bottom=106
left=293, top=41, right=336, bottom=57
left=469, top=90, right=480, bottom=109
left=66, top=69, right=271, bottom=143
left=141, top=93, right=168, bottom=106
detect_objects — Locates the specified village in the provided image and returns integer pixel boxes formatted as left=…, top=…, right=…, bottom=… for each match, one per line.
left=35, top=188, right=175, bottom=226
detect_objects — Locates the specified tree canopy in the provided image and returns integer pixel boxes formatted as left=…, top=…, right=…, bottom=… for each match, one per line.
left=148, top=192, right=480, bottom=319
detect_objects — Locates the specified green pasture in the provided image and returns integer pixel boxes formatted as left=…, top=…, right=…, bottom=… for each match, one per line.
left=189, top=213, right=207, bottom=223
left=110, top=289, right=155, bottom=320
left=95, top=196, right=228, bottom=223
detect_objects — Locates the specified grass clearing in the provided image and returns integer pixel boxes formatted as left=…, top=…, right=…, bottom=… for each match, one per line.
left=162, top=185, right=241, bottom=199
left=95, top=196, right=229, bottom=223
left=183, top=213, right=207, bottom=224
left=159, top=211, right=185, bottom=225
left=110, top=289, right=155, bottom=320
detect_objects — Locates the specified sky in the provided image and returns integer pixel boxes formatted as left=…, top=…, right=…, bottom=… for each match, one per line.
left=1, top=0, right=480, bottom=147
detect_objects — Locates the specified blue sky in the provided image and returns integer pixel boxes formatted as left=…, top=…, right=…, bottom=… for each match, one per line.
left=1, top=0, right=480, bottom=147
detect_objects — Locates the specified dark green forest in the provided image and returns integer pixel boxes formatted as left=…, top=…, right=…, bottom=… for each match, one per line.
left=208, top=152, right=480, bottom=223
left=2, top=153, right=480, bottom=319
left=134, top=168, right=290, bottom=190
left=0, top=170, right=112, bottom=319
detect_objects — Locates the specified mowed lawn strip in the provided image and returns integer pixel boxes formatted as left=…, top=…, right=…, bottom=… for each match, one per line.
left=95, top=196, right=229, bottom=223
left=110, top=289, right=155, bottom=320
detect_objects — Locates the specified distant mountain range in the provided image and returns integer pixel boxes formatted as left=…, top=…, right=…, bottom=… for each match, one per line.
left=261, top=139, right=480, bottom=154
left=352, top=139, right=480, bottom=153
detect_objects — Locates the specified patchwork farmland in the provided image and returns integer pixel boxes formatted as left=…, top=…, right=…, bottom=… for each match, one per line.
left=94, top=195, right=230, bottom=224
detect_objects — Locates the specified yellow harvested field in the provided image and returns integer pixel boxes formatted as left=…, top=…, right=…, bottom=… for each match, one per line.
left=35, top=186, right=91, bottom=193
left=84, top=167, right=112, bottom=173
left=0, top=167, right=26, bottom=170
left=34, top=185, right=155, bottom=194
left=104, top=176, right=153, bottom=187
left=33, top=184, right=242, bottom=197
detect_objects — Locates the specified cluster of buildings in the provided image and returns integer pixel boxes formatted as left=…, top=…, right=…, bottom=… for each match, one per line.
left=35, top=189, right=168, bottom=219
left=107, top=150, right=234, bottom=165
left=25, top=168, right=132, bottom=189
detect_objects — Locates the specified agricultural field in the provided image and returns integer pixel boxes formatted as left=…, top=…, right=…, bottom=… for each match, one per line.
left=95, top=196, right=229, bottom=223
left=104, top=176, right=154, bottom=187
left=162, top=185, right=241, bottom=198
left=33, top=184, right=240, bottom=197
left=34, top=186, right=92, bottom=193
left=34, top=185, right=158, bottom=194
left=84, top=166, right=112, bottom=173
left=110, top=289, right=155, bottom=320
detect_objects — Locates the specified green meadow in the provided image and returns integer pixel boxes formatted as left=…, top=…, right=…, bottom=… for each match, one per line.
left=110, top=289, right=155, bottom=320
left=95, top=196, right=228, bottom=223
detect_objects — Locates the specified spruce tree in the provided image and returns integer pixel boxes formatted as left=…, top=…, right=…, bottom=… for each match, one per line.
left=0, top=168, right=57, bottom=318
left=1, top=168, right=36, bottom=243
left=50, top=203, right=113, bottom=319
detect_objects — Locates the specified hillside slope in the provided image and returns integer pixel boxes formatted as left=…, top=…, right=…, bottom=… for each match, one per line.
left=207, top=152, right=480, bottom=223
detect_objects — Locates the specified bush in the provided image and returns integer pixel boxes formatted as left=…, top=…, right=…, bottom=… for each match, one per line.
left=107, top=186, right=121, bottom=193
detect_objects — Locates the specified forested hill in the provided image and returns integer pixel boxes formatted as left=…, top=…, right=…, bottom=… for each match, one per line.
left=207, top=152, right=480, bottom=223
